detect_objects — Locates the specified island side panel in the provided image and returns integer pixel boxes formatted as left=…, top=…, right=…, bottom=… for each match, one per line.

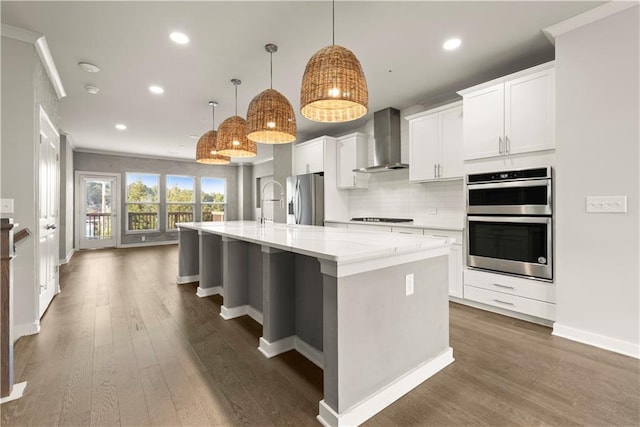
left=262, top=247, right=295, bottom=343
left=248, top=243, right=263, bottom=314
left=294, top=254, right=323, bottom=352
left=325, top=255, right=450, bottom=415
left=221, top=237, right=249, bottom=310
left=198, top=232, right=222, bottom=295
left=177, top=227, right=199, bottom=283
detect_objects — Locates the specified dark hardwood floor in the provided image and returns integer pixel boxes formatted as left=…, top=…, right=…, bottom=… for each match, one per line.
left=1, top=245, right=638, bottom=426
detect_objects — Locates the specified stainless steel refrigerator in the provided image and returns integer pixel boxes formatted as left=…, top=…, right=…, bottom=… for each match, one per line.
left=286, top=173, right=324, bottom=225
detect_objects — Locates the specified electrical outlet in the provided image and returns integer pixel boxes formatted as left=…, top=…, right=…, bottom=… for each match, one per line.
left=586, top=196, right=627, bottom=213
left=0, top=198, right=14, bottom=214
left=141, top=235, right=146, bottom=242
left=405, top=273, right=414, bottom=296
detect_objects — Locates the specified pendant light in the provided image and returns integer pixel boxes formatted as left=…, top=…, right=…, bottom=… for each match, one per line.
left=300, top=0, right=368, bottom=123
left=196, top=101, right=231, bottom=165
left=217, top=79, right=257, bottom=157
left=246, top=44, right=297, bottom=144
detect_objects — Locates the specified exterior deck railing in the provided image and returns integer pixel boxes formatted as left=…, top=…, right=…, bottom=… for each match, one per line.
left=85, top=212, right=112, bottom=238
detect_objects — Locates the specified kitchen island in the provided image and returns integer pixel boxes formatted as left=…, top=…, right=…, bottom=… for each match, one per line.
left=177, top=221, right=454, bottom=426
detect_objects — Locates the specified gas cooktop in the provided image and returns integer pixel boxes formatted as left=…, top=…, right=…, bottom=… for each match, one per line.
left=351, top=217, right=414, bottom=223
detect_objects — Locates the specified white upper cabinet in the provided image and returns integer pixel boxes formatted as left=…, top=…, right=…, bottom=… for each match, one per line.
left=336, top=132, right=369, bottom=189
left=459, top=62, right=555, bottom=160
left=406, top=101, right=463, bottom=182
left=293, top=137, right=325, bottom=175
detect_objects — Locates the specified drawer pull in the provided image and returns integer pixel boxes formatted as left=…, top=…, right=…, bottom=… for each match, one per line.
left=493, top=299, right=515, bottom=306
left=492, top=283, right=515, bottom=290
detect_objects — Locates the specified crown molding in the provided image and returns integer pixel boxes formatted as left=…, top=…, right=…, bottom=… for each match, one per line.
left=543, top=2, right=639, bottom=45
left=2, top=24, right=66, bottom=99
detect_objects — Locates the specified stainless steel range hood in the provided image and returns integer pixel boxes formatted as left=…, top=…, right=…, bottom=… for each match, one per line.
left=354, top=107, right=408, bottom=173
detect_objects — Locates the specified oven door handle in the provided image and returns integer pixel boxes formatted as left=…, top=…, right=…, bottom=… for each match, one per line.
left=467, top=216, right=551, bottom=225
left=467, top=180, right=550, bottom=190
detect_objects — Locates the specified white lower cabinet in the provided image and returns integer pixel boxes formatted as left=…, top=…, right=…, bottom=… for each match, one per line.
left=463, top=268, right=556, bottom=320
left=391, top=227, right=423, bottom=235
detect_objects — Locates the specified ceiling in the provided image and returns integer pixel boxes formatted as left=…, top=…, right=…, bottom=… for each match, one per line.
left=1, top=1, right=602, bottom=164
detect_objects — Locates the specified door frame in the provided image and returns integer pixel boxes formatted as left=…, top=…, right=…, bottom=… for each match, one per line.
left=75, top=171, right=121, bottom=250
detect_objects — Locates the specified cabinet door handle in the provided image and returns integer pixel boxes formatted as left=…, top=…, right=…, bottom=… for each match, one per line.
left=505, top=136, right=511, bottom=154
left=433, top=164, right=437, bottom=178
left=498, top=137, right=504, bottom=154
left=493, top=299, right=515, bottom=306
left=437, top=163, right=441, bottom=178
left=493, top=283, right=515, bottom=290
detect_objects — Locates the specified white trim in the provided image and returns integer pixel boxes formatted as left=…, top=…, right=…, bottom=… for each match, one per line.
left=553, top=323, right=640, bottom=359
left=75, top=171, right=122, bottom=250
left=404, top=100, right=463, bottom=121
left=220, top=304, right=249, bottom=320
left=251, top=157, right=274, bottom=166
left=0, top=382, right=27, bottom=404
left=258, top=336, right=296, bottom=358
left=74, top=147, right=240, bottom=165
left=34, top=37, right=66, bottom=99
left=457, top=61, right=555, bottom=96
left=118, top=240, right=178, bottom=249
left=196, top=286, right=222, bottom=298
left=449, top=296, right=554, bottom=327
left=14, top=321, right=40, bottom=341
left=246, top=306, right=263, bottom=325
left=176, top=274, right=200, bottom=284
left=59, top=249, right=74, bottom=265
left=543, top=2, right=639, bottom=44
left=1, top=24, right=41, bottom=43
left=317, top=348, right=454, bottom=427
left=258, top=336, right=324, bottom=369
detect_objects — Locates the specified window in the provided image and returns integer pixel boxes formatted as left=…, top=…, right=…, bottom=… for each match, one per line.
left=126, top=173, right=160, bottom=232
left=201, top=177, right=226, bottom=222
left=167, top=175, right=195, bottom=229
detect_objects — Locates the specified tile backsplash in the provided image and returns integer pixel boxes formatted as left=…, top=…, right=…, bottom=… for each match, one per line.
left=348, top=169, right=464, bottom=227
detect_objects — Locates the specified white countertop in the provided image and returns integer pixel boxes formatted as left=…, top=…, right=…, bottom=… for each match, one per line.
left=324, top=219, right=464, bottom=232
left=178, top=221, right=450, bottom=264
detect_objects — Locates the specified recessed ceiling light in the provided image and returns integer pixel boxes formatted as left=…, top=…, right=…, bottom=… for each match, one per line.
left=78, top=62, right=100, bottom=73
left=169, top=32, right=189, bottom=45
left=443, top=38, right=462, bottom=51
left=115, top=124, right=127, bottom=130
left=149, top=85, right=164, bottom=94
left=85, top=85, right=100, bottom=94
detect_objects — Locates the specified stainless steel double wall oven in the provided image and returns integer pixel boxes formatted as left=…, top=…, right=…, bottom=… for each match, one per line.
left=466, top=167, right=553, bottom=281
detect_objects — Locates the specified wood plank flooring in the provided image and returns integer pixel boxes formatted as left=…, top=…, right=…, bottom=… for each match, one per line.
left=1, top=245, right=638, bottom=426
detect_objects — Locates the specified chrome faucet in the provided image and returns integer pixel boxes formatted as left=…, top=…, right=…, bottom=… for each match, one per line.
left=259, top=180, right=285, bottom=224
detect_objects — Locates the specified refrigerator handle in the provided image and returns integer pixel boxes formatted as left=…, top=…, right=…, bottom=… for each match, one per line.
left=295, top=180, right=301, bottom=224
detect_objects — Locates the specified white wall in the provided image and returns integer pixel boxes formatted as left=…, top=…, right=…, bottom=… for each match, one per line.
left=1, top=36, right=60, bottom=338
left=554, top=6, right=639, bottom=357
left=251, top=160, right=274, bottom=221
left=59, top=135, right=74, bottom=262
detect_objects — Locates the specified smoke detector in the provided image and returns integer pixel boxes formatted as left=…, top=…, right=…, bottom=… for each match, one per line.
left=78, top=62, right=100, bottom=73
left=85, top=85, right=100, bottom=94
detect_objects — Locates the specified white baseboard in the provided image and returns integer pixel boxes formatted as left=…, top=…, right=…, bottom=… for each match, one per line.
left=0, top=382, right=27, bottom=404
left=258, top=335, right=324, bottom=369
left=317, top=348, right=454, bottom=427
left=119, top=240, right=178, bottom=249
left=176, top=274, right=199, bottom=284
left=196, top=286, right=222, bottom=298
left=13, top=320, right=40, bottom=341
left=59, top=249, right=74, bottom=265
left=220, top=305, right=263, bottom=325
left=450, top=296, right=554, bottom=327
left=553, top=323, right=639, bottom=359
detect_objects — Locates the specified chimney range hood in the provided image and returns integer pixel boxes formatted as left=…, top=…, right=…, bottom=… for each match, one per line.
left=354, top=107, right=408, bottom=173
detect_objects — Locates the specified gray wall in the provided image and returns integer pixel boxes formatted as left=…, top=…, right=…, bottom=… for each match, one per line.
left=273, top=145, right=292, bottom=223
left=237, top=164, right=253, bottom=220
left=1, top=36, right=60, bottom=336
left=59, top=135, right=74, bottom=261
left=74, top=151, right=240, bottom=245
left=251, top=160, right=274, bottom=221
left=555, top=6, right=639, bottom=351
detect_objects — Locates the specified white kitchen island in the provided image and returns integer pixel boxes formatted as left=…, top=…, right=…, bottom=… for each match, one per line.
left=177, top=221, right=454, bottom=426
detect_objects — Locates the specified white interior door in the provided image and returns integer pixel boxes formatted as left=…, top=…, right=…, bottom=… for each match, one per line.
left=38, top=108, right=60, bottom=318
left=78, top=173, right=118, bottom=249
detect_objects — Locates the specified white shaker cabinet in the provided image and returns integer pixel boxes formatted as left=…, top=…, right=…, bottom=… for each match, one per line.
left=293, top=137, right=325, bottom=175
left=406, top=101, right=463, bottom=182
left=336, top=132, right=369, bottom=189
left=459, top=62, right=555, bottom=160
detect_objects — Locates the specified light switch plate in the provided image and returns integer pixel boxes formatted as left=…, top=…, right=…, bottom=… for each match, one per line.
left=0, top=199, right=14, bottom=214
left=405, top=273, right=414, bottom=296
left=586, top=196, right=627, bottom=213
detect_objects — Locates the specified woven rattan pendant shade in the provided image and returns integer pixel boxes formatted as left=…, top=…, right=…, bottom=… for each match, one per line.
left=247, top=44, right=296, bottom=144
left=195, top=130, right=230, bottom=164
left=300, top=45, right=368, bottom=123
left=217, top=79, right=257, bottom=158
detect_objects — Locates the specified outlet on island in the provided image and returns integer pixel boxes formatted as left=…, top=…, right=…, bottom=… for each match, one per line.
left=141, top=235, right=146, bottom=242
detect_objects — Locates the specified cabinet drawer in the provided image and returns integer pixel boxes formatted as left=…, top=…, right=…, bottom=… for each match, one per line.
left=464, top=285, right=556, bottom=321
left=324, top=222, right=347, bottom=229
left=464, top=268, right=555, bottom=303
left=391, top=227, right=423, bottom=235
left=347, top=224, right=392, bottom=232
left=422, top=229, right=463, bottom=244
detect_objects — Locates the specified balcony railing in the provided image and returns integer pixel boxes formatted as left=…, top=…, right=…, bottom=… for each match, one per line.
left=85, top=213, right=112, bottom=238
left=168, top=211, right=194, bottom=229
left=202, top=211, right=225, bottom=222
left=128, top=212, right=158, bottom=231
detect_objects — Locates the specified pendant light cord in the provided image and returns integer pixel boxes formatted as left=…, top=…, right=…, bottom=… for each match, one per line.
left=211, top=104, right=215, bottom=130
left=332, top=0, right=335, bottom=46
left=234, top=84, right=238, bottom=116
left=270, top=50, right=273, bottom=90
